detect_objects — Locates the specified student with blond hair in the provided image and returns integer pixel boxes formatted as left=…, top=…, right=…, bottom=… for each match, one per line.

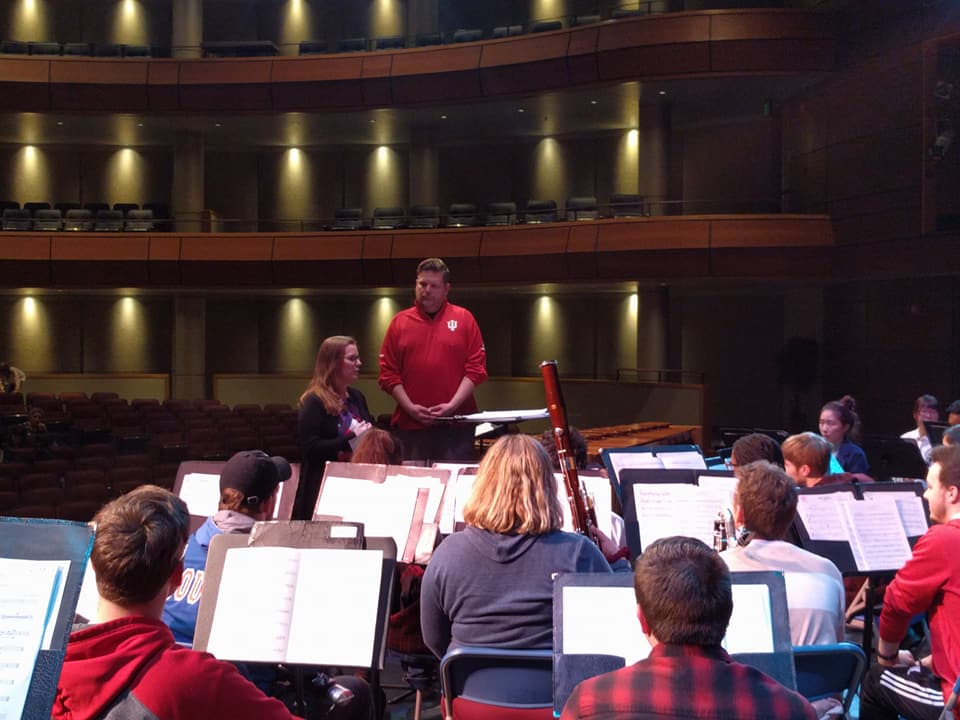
left=420, top=434, right=627, bottom=658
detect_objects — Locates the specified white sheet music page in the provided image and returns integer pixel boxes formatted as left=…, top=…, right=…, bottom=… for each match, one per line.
left=724, top=584, right=774, bottom=653
left=556, top=473, right=615, bottom=539
left=658, top=451, right=706, bottom=470
left=561, top=585, right=650, bottom=665
left=634, top=484, right=719, bottom=550
left=439, top=471, right=477, bottom=535
left=285, top=549, right=383, bottom=667
left=206, top=546, right=299, bottom=663
left=844, top=500, right=913, bottom=572
left=697, top=474, right=739, bottom=510
left=609, top=452, right=664, bottom=484
left=0, top=558, right=64, bottom=720
left=795, top=492, right=855, bottom=541
left=385, top=469, right=446, bottom=525
left=178, top=472, right=221, bottom=517
left=863, top=491, right=928, bottom=537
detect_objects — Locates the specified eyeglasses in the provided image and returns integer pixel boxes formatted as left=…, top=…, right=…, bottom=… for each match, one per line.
left=344, top=355, right=361, bottom=364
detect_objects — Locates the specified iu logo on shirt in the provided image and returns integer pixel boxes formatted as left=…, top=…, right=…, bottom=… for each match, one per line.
left=447, top=320, right=458, bottom=332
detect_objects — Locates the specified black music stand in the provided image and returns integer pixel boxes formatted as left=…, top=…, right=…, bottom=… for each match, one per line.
left=0, top=517, right=94, bottom=720
left=552, top=570, right=795, bottom=715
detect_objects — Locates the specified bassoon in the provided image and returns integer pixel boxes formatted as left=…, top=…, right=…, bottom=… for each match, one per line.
left=540, top=360, right=597, bottom=540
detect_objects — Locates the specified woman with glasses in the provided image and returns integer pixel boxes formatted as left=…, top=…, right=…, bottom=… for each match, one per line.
left=292, top=335, right=374, bottom=520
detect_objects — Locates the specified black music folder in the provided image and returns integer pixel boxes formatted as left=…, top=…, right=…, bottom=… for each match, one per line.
left=0, top=517, right=95, bottom=720
left=552, top=570, right=795, bottom=715
left=193, top=520, right=395, bottom=671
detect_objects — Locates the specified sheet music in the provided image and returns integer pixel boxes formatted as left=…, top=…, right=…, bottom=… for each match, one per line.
left=795, top=492, right=854, bottom=541
left=609, top=452, right=663, bottom=483
left=74, top=560, right=100, bottom=624
left=206, top=547, right=383, bottom=667
left=658, top=451, right=706, bottom=470
left=844, top=500, right=913, bottom=572
left=634, top=484, right=724, bottom=550
left=439, top=471, right=477, bottom=535
left=556, top=473, right=615, bottom=539
left=697, top=473, right=739, bottom=510
left=451, top=409, right=549, bottom=423
left=863, top=491, right=928, bottom=537
left=207, top=547, right=299, bottom=663
left=316, top=476, right=419, bottom=559
left=284, top=549, right=383, bottom=667
left=385, top=470, right=446, bottom=525
left=561, top=586, right=651, bottom=665
left=178, top=472, right=221, bottom=517
left=0, top=558, right=64, bottom=720
left=724, top=584, right=774, bottom=653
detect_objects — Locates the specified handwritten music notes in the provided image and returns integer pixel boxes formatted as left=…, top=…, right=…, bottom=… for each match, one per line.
left=0, top=559, right=66, bottom=720
left=206, top=547, right=383, bottom=668
left=634, top=483, right=732, bottom=551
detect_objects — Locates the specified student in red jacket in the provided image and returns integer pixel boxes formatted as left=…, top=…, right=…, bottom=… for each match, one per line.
left=860, top=444, right=960, bottom=720
left=378, top=257, right=487, bottom=462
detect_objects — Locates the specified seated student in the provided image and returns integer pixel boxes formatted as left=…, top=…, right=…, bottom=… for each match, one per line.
left=730, top=432, right=784, bottom=469
left=54, top=485, right=299, bottom=719
left=351, top=427, right=404, bottom=465
left=561, top=535, right=816, bottom=720
left=947, top=399, right=960, bottom=427
left=781, top=432, right=836, bottom=487
left=161, top=450, right=372, bottom=719
left=420, top=434, right=628, bottom=658
left=859, top=444, right=960, bottom=720
left=163, top=449, right=292, bottom=645
left=819, top=396, right=869, bottom=474
left=943, top=424, right=960, bottom=446
left=720, top=461, right=844, bottom=646
left=901, top=394, right=939, bottom=464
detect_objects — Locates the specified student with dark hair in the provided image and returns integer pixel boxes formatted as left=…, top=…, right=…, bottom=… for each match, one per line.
left=946, top=400, right=960, bottom=427
left=730, top=432, right=784, bottom=469
left=860, top=444, right=960, bottom=720
left=720, top=461, right=844, bottom=647
left=163, top=450, right=292, bottom=644
left=901, top=394, right=939, bottom=464
left=943, top=424, right=960, bottom=446
left=54, top=486, right=298, bottom=720
left=819, top=395, right=869, bottom=473
left=561, top=536, right=816, bottom=720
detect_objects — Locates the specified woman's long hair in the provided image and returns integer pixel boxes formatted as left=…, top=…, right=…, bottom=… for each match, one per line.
left=463, top=434, right=564, bottom=535
left=300, top=336, right=356, bottom=414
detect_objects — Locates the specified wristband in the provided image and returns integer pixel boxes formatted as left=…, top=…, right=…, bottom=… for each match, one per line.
left=605, top=547, right=630, bottom=563
left=877, top=649, right=899, bottom=662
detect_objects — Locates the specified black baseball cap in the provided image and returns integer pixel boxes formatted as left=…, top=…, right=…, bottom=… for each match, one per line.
left=219, top=450, right=291, bottom=506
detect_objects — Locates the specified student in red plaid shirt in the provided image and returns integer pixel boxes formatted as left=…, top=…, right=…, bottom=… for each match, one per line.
left=561, top=536, right=816, bottom=720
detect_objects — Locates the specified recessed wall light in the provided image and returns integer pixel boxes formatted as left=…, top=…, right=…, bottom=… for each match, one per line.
left=658, top=90, right=666, bottom=96
left=440, top=114, right=447, bottom=120
left=517, top=108, right=525, bottom=113
left=590, top=100, right=597, bottom=105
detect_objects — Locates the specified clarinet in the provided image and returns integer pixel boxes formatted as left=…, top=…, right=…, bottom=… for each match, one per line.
left=540, top=360, right=597, bottom=541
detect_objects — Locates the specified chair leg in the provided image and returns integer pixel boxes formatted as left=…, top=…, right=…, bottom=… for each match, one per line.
left=413, top=689, right=422, bottom=720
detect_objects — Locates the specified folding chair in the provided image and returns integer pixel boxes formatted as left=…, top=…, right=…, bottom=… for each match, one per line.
left=792, top=642, right=866, bottom=719
left=439, top=646, right=553, bottom=720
